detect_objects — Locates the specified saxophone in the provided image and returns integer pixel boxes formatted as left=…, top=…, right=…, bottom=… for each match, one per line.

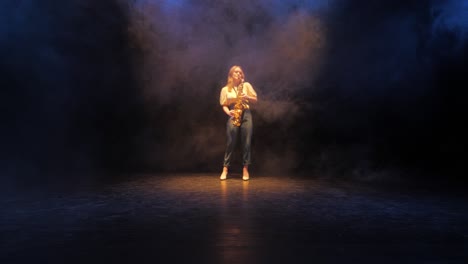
left=232, top=82, right=247, bottom=127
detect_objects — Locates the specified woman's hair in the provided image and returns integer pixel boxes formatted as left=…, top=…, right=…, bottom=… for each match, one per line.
left=226, top=65, right=244, bottom=92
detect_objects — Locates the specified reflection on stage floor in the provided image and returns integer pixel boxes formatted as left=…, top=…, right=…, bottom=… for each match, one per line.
left=1, top=173, right=467, bottom=263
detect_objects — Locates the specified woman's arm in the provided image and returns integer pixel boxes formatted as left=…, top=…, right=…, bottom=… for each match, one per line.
left=243, top=82, right=257, bottom=103
left=245, top=94, right=257, bottom=103
left=223, top=105, right=233, bottom=116
left=220, top=87, right=232, bottom=116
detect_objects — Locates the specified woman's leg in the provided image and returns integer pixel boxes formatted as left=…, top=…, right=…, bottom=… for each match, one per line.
left=240, top=110, right=252, bottom=180
left=240, top=110, right=252, bottom=166
left=221, top=118, right=239, bottom=179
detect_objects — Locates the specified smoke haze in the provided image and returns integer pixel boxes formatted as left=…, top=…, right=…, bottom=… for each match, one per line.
left=127, top=0, right=328, bottom=173
left=1, top=0, right=467, bottom=185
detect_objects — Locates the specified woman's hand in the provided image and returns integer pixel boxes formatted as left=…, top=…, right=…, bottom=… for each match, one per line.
left=241, top=92, right=257, bottom=103
left=223, top=106, right=233, bottom=116
left=240, top=93, right=249, bottom=100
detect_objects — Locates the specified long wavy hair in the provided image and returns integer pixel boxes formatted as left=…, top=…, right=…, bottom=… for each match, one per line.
left=226, top=65, right=244, bottom=92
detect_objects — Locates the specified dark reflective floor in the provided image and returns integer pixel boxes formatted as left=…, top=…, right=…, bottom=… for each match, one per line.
left=1, top=173, right=468, bottom=263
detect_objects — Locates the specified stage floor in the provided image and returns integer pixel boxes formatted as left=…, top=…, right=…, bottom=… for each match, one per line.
left=1, top=173, right=467, bottom=263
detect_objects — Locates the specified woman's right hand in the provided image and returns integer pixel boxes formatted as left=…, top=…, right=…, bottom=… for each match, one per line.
left=223, top=106, right=233, bottom=117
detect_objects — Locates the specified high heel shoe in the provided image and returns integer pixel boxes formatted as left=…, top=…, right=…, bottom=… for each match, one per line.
left=220, top=171, right=227, bottom=180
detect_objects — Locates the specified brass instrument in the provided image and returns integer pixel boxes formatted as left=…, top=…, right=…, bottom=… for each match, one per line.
left=232, top=82, right=247, bottom=127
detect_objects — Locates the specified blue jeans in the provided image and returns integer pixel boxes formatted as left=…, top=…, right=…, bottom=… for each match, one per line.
left=223, top=109, right=252, bottom=167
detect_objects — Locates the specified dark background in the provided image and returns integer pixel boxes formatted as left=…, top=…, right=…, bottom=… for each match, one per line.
left=1, top=0, right=467, bottom=187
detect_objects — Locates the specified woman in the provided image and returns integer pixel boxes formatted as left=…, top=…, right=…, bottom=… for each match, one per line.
left=219, top=65, right=258, bottom=180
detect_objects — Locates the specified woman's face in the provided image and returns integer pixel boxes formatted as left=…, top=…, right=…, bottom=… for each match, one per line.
left=231, top=67, right=244, bottom=82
